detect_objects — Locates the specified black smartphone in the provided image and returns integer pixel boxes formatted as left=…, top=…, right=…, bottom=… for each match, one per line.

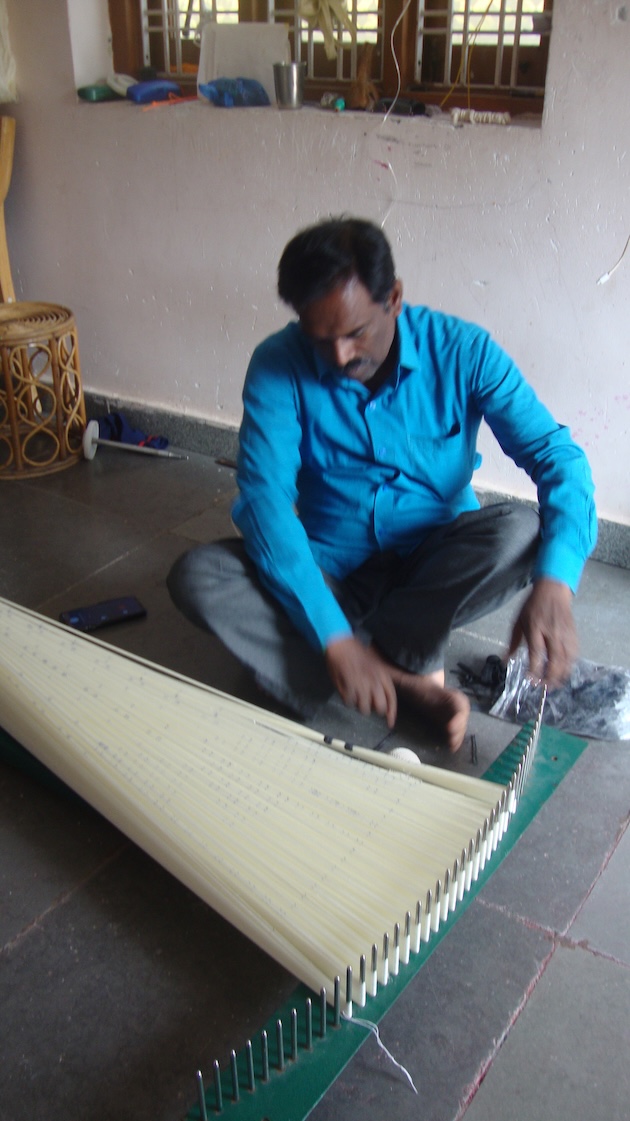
left=59, top=596, right=147, bottom=632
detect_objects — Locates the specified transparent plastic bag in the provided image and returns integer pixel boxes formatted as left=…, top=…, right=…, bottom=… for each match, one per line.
left=489, top=647, right=630, bottom=740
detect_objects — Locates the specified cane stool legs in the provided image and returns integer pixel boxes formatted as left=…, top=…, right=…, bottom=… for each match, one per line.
left=0, top=302, right=86, bottom=478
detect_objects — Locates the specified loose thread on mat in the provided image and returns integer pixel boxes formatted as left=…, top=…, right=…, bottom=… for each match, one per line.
left=342, top=1014, right=419, bottom=1094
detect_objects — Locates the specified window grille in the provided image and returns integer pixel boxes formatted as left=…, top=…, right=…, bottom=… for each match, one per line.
left=140, top=1, right=237, bottom=76
left=135, top=0, right=552, bottom=102
left=416, top=1, right=552, bottom=96
left=270, top=0, right=383, bottom=83
left=139, top=0, right=383, bottom=83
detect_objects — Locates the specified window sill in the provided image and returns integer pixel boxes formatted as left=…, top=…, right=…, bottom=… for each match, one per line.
left=75, top=90, right=544, bottom=130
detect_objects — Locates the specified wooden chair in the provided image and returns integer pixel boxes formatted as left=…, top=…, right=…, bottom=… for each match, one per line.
left=0, top=115, right=15, bottom=302
left=0, top=119, right=87, bottom=478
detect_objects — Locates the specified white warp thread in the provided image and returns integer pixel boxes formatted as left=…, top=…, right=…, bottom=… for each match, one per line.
left=342, top=1014, right=419, bottom=1094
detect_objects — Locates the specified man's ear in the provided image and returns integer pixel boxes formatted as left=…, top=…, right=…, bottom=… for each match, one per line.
left=386, top=279, right=403, bottom=315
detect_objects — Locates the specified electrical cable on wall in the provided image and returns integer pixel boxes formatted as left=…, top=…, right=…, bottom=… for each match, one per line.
left=381, top=0, right=414, bottom=126
left=597, top=232, right=630, bottom=285
left=371, top=0, right=413, bottom=228
left=371, top=0, right=509, bottom=229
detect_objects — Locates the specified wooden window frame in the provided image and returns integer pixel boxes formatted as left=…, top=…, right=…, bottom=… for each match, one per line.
left=108, top=0, right=552, bottom=115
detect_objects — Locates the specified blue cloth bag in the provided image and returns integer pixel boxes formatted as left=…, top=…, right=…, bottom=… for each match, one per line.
left=97, top=412, right=169, bottom=450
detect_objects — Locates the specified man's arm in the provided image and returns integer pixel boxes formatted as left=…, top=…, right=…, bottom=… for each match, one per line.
left=471, top=333, right=597, bottom=596
left=233, top=333, right=353, bottom=651
left=470, top=330, right=596, bottom=684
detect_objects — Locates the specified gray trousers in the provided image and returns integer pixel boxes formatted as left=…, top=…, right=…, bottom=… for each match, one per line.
left=167, top=503, right=540, bottom=716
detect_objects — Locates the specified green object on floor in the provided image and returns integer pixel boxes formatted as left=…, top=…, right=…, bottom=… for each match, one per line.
left=185, top=724, right=588, bottom=1121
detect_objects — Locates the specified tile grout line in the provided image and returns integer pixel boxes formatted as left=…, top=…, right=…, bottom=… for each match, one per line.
left=454, top=939, right=558, bottom=1119
left=478, top=896, right=630, bottom=969
left=0, top=841, right=130, bottom=957
left=476, top=896, right=557, bottom=938
left=33, top=543, right=165, bottom=613
left=561, top=812, right=630, bottom=934
left=456, top=813, right=630, bottom=1117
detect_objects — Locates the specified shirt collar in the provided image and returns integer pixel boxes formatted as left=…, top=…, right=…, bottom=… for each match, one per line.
left=397, top=304, right=423, bottom=374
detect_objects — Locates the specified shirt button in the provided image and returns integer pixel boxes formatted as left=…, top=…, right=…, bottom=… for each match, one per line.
left=368, top=400, right=377, bottom=411
left=378, top=446, right=387, bottom=456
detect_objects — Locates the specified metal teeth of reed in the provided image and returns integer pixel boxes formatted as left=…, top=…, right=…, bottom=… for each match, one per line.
left=195, top=1070, right=209, bottom=1121
left=201, top=986, right=336, bottom=1113
left=402, top=910, right=411, bottom=964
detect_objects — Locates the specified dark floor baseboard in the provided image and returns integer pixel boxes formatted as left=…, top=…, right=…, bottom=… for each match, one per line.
left=85, top=393, right=630, bottom=571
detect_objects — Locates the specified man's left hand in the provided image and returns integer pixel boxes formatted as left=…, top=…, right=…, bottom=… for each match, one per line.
left=508, top=577, right=577, bottom=689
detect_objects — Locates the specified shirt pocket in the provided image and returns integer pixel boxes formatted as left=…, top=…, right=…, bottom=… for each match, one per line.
left=405, top=421, right=473, bottom=497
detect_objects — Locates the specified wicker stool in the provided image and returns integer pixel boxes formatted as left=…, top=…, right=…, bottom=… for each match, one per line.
left=0, top=302, right=86, bottom=478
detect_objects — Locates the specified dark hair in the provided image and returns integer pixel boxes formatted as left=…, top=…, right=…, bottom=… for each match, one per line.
left=277, top=217, right=396, bottom=311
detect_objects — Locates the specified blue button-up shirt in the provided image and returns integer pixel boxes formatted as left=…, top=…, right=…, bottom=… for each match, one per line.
left=233, top=304, right=597, bottom=650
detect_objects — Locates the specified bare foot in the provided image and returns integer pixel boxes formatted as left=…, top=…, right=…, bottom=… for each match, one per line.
left=390, top=668, right=471, bottom=753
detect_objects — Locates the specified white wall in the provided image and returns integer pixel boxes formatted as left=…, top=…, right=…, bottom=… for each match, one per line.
left=3, top=0, right=629, bottom=524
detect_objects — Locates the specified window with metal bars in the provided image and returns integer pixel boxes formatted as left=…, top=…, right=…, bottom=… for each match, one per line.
left=127, top=0, right=383, bottom=86
left=417, top=1, right=553, bottom=102
left=108, top=0, right=553, bottom=113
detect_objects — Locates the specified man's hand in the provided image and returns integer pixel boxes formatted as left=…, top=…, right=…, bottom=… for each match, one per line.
left=508, top=577, right=578, bottom=689
left=325, top=636, right=398, bottom=727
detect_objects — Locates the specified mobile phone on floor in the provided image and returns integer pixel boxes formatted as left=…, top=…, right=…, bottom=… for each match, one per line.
left=59, top=596, right=147, bottom=632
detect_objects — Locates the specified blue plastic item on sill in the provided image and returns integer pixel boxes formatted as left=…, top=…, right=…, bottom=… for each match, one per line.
left=126, top=80, right=181, bottom=104
left=198, top=78, right=270, bottom=107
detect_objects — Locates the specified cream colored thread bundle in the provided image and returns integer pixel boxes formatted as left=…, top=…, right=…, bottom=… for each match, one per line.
left=0, top=597, right=518, bottom=1010
left=451, top=107, right=511, bottom=126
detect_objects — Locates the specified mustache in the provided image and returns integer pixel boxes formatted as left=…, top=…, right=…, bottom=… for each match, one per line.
left=343, top=359, right=364, bottom=374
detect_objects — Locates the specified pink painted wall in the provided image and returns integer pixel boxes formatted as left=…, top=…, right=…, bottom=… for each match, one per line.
left=3, top=0, right=629, bottom=524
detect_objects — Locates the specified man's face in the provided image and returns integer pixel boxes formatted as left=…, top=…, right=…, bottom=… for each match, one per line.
left=299, top=276, right=403, bottom=384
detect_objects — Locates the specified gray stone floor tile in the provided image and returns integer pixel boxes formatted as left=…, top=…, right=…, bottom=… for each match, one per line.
left=479, top=742, right=630, bottom=933
left=461, top=944, right=630, bottom=1121
left=17, top=451, right=236, bottom=536
left=34, top=533, right=266, bottom=702
left=35, top=531, right=196, bottom=631
left=0, top=485, right=148, bottom=608
left=572, top=561, right=630, bottom=665
left=170, top=501, right=236, bottom=545
left=569, top=823, right=630, bottom=964
left=0, top=844, right=297, bottom=1121
left=310, top=898, right=553, bottom=1121
left=0, top=764, right=124, bottom=947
